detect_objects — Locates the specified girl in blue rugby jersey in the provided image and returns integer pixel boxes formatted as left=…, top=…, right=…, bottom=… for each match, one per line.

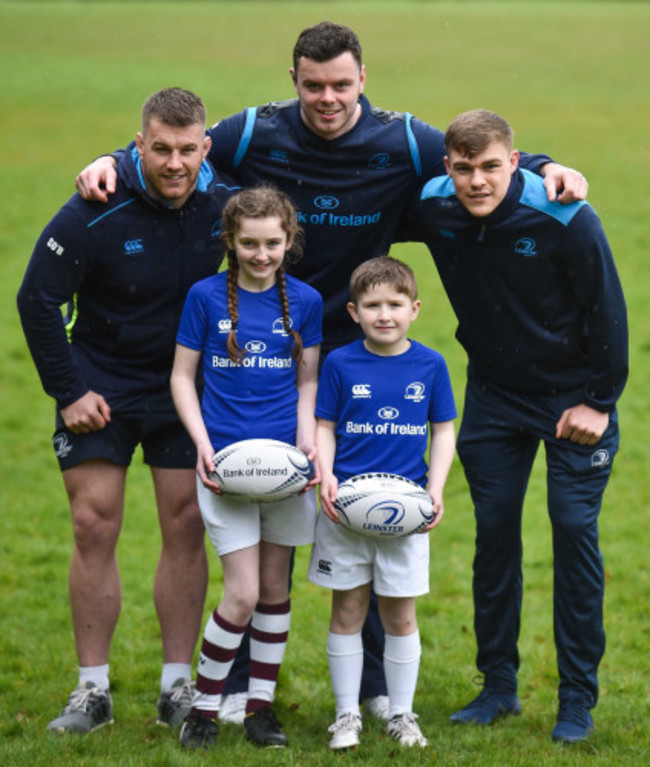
left=171, top=185, right=323, bottom=750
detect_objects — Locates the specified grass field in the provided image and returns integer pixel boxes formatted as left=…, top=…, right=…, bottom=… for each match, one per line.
left=1, top=1, right=649, bottom=765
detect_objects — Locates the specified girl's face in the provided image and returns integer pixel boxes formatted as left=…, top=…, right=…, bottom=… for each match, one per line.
left=231, top=216, right=291, bottom=291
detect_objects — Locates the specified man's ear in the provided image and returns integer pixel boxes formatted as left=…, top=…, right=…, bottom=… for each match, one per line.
left=510, top=149, right=520, bottom=174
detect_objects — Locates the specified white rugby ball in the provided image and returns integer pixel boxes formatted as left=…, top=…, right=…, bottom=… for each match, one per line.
left=210, top=438, right=314, bottom=502
left=333, top=473, right=435, bottom=539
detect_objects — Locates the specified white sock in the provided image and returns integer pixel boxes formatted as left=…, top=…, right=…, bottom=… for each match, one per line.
left=161, top=662, right=192, bottom=691
left=384, top=631, right=421, bottom=718
left=79, top=664, right=110, bottom=691
left=327, top=631, right=363, bottom=717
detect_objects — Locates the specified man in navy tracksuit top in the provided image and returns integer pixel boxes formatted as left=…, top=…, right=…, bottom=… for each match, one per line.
left=17, top=88, right=239, bottom=735
left=402, top=109, right=628, bottom=743
left=74, top=22, right=590, bottom=723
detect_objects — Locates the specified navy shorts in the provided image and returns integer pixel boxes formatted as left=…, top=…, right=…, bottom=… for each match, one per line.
left=52, top=388, right=196, bottom=471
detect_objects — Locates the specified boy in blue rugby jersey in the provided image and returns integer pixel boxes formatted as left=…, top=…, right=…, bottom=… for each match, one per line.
left=308, top=256, right=456, bottom=750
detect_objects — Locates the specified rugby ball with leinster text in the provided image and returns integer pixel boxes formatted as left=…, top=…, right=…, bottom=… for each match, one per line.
left=333, top=472, right=435, bottom=538
left=210, top=438, right=314, bottom=502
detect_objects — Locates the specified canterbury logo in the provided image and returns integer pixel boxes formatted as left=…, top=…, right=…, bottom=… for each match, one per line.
left=124, top=239, right=144, bottom=254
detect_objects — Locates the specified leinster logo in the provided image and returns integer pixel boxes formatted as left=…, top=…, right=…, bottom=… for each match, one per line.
left=591, top=449, right=610, bottom=468
left=514, top=237, right=537, bottom=257
left=368, top=152, right=391, bottom=170
left=405, top=382, right=425, bottom=402
left=314, top=195, right=340, bottom=210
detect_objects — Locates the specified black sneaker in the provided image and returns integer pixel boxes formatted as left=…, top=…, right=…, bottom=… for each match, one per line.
left=179, top=711, right=218, bottom=750
left=244, top=707, right=288, bottom=747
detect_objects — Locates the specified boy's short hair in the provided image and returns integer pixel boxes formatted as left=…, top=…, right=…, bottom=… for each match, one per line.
left=293, top=21, right=363, bottom=70
left=142, top=87, right=206, bottom=133
left=349, top=256, right=418, bottom=304
left=444, top=109, right=514, bottom=158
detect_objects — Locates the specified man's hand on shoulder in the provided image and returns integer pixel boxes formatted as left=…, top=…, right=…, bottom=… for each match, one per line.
left=75, top=156, right=118, bottom=202
left=541, top=162, right=588, bottom=204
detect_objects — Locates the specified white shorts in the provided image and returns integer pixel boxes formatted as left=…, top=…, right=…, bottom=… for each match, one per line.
left=307, top=510, right=430, bottom=597
left=197, top=478, right=317, bottom=556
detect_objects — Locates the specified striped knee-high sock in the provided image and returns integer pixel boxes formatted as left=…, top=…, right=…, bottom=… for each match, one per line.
left=246, top=599, right=291, bottom=714
left=192, top=609, right=248, bottom=718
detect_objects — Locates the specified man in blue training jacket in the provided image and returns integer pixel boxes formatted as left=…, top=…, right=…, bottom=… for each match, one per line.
left=402, top=109, right=628, bottom=744
left=18, top=88, right=239, bottom=735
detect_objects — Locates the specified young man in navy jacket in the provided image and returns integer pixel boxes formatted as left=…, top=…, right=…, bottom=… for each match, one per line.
left=402, top=109, right=628, bottom=743
left=17, top=88, right=238, bottom=735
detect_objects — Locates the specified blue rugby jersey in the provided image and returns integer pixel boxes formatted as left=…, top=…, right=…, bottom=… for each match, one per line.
left=176, top=272, right=323, bottom=450
left=402, top=169, right=628, bottom=411
left=209, top=96, right=551, bottom=352
left=18, top=151, right=239, bottom=409
left=316, top=339, right=456, bottom=487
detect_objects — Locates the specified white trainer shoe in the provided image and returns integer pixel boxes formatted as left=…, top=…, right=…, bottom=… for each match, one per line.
left=386, top=712, right=428, bottom=747
left=328, top=711, right=362, bottom=750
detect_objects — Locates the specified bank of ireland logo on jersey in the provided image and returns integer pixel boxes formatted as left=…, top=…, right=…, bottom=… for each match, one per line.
left=314, top=195, right=340, bottom=210
left=405, top=382, right=425, bottom=403
left=352, top=384, right=372, bottom=399
left=378, top=406, right=399, bottom=420
left=514, top=237, right=537, bottom=257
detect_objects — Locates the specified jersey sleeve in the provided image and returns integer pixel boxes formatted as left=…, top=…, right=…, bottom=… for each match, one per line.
left=315, top=353, right=342, bottom=422
left=16, top=202, right=95, bottom=409
left=518, top=151, right=554, bottom=175
left=298, top=286, right=324, bottom=349
left=427, top=351, right=457, bottom=423
left=207, top=111, right=247, bottom=175
left=410, top=118, right=446, bottom=179
left=176, top=282, right=210, bottom=351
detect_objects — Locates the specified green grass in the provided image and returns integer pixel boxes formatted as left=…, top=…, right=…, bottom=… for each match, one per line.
left=1, top=1, right=649, bottom=765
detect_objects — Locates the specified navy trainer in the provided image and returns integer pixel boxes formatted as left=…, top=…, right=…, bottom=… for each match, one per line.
left=450, top=687, right=522, bottom=725
left=552, top=704, right=594, bottom=743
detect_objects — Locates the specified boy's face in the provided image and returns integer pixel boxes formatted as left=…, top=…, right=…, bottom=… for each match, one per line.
left=348, top=283, right=420, bottom=355
left=444, top=139, right=519, bottom=218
